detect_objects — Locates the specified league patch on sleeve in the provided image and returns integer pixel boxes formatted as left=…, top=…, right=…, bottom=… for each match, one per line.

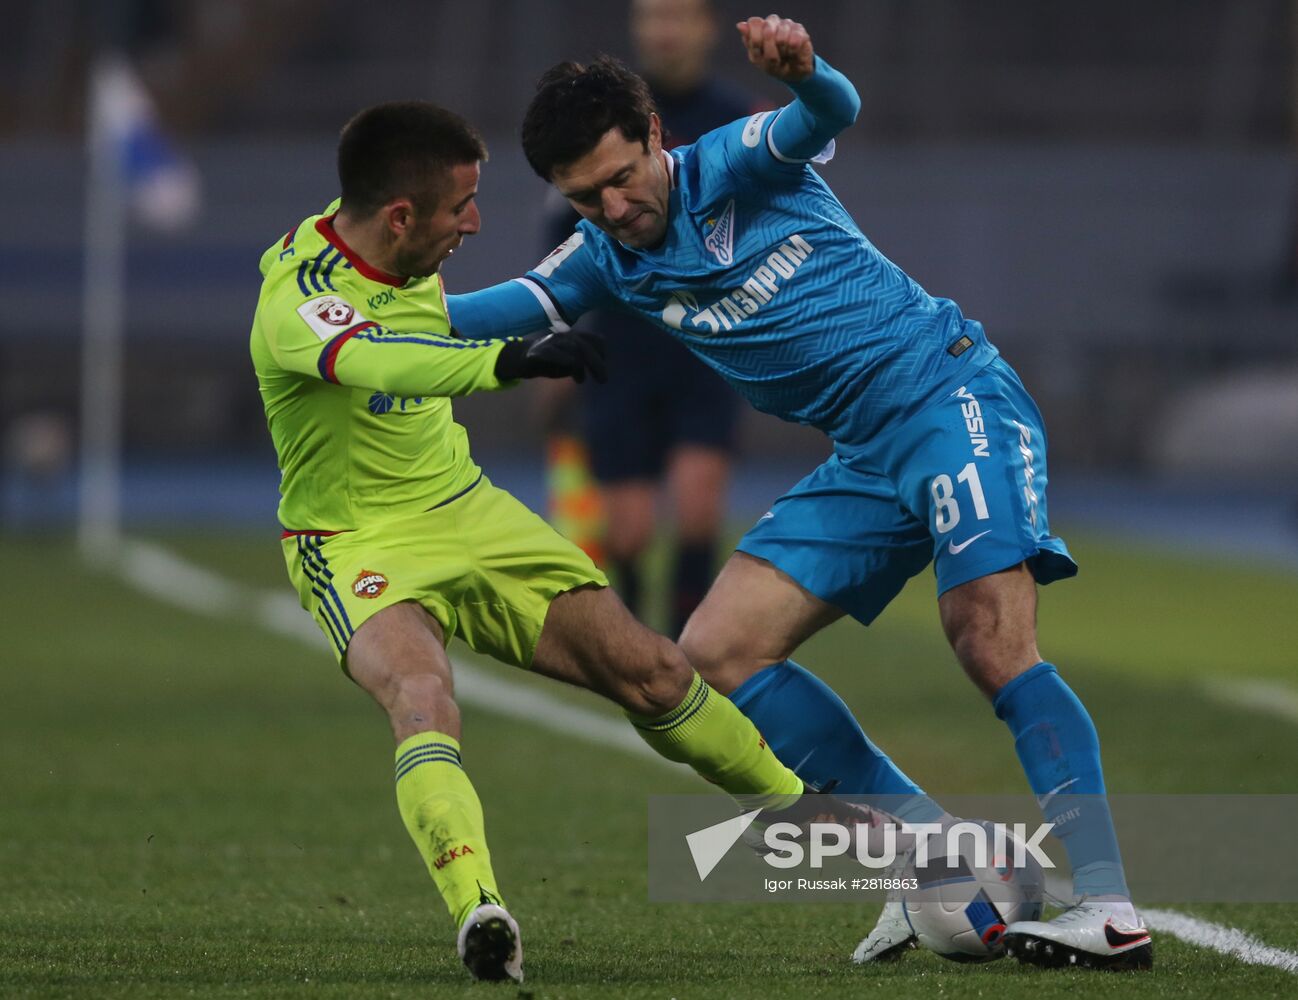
left=534, top=232, right=585, bottom=278
left=296, top=296, right=367, bottom=342
left=742, top=111, right=774, bottom=148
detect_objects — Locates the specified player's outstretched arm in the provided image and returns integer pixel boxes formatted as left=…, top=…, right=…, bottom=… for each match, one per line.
left=449, top=234, right=605, bottom=344
left=449, top=282, right=608, bottom=383
left=737, top=14, right=860, bottom=163
left=269, top=314, right=510, bottom=398
left=448, top=281, right=555, bottom=340
left=262, top=283, right=601, bottom=397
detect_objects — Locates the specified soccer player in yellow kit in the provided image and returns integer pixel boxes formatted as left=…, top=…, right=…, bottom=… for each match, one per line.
left=249, top=102, right=831, bottom=983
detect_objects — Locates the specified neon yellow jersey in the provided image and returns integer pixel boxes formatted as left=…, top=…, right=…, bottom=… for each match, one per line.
left=250, top=200, right=509, bottom=531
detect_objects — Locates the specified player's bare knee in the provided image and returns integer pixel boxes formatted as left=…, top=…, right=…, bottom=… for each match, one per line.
left=679, top=619, right=771, bottom=694
left=381, top=670, right=461, bottom=740
left=621, top=642, right=694, bottom=716
left=678, top=622, right=724, bottom=678
left=947, top=616, right=1039, bottom=697
left=388, top=670, right=455, bottom=717
left=949, top=625, right=993, bottom=677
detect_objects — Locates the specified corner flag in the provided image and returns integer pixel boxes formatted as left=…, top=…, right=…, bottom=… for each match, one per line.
left=79, top=55, right=201, bottom=559
left=89, top=56, right=201, bottom=231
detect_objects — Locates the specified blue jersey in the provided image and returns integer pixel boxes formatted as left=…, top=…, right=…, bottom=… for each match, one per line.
left=451, top=58, right=998, bottom=446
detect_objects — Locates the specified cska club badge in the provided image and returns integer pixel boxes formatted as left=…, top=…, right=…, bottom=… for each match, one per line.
left=352, top=569, right=389, bottom=599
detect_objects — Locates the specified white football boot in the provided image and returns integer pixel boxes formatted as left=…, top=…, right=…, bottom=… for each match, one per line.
left=1003, top=899, right=1152, bottom=971
left=851, top=842, right=921, bottom=964
left=851, top=900, right=918, bottom=963
left=457, top=901, right=523, bottom=982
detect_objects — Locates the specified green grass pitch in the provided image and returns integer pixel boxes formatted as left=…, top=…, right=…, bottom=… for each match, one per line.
left=2, top=529, right=1296, bottom=998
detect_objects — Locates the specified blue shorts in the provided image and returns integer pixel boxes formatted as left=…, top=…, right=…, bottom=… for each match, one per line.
left=737, top=357, right=1076, bottom=625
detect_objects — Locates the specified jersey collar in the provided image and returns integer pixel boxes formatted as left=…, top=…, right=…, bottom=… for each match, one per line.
left=315, top=213, right=406, bottom=288
left=662, top=148, right=677, bottom=190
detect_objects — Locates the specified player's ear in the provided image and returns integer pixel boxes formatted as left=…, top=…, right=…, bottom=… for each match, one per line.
left=647, top=113, right=663, bottom=155
left=384, top=197, right=416, bottom=237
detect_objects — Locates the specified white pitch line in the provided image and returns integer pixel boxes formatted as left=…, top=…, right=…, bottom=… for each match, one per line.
left=1143, top=908, right=1298, bottom=973
left=1203, top=678, right=1298, bottom=726
left=121, top=539, right=243, bottom=615
left=108, top=539, right=1298, bottom=974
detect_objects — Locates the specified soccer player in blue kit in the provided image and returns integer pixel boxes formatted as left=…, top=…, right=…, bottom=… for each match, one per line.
left=449, top=14, right=1152, bottom=971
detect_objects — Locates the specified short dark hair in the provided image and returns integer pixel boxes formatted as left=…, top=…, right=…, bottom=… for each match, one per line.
left=337, top=101, right=486, bottom=215
left=521, top=57, right=657, bottom=180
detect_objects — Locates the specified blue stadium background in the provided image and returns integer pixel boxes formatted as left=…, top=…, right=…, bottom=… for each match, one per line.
left=1, top=0, right=1295, bottom=568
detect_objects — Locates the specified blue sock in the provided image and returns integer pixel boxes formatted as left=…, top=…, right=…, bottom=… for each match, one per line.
left=730, top=660, right=945, bottom=823
left=993, top=662, right=1130, bottom=899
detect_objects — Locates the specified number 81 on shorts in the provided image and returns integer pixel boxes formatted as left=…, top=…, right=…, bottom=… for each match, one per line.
left=931, top=462, right=990, bottom=534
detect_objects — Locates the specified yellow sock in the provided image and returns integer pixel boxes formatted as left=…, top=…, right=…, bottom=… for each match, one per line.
left=628, top=672, right=803, bottom=808
left=393, top=732, right=503, bottom=927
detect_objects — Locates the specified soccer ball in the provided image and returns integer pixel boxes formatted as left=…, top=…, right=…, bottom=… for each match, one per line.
left=901, top=821, right=1045, bottom=962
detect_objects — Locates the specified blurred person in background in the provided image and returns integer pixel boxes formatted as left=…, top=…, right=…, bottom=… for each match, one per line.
left=1, top=413, right=74, bottom=532
left=541, top=0, right=763, bottom=636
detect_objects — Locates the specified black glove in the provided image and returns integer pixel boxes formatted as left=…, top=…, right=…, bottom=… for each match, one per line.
left=494, top=330, right=608, bottom=384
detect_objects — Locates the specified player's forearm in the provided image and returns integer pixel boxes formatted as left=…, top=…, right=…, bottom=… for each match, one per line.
left=327, top=337, right=512, bottom=398
left=448, top=279, right=559, bottom=340
left=769, top=56, right=860, bottom=160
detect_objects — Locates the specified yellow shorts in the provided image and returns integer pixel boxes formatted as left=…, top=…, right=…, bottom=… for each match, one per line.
left=281, top=476, right=607, bottom=670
